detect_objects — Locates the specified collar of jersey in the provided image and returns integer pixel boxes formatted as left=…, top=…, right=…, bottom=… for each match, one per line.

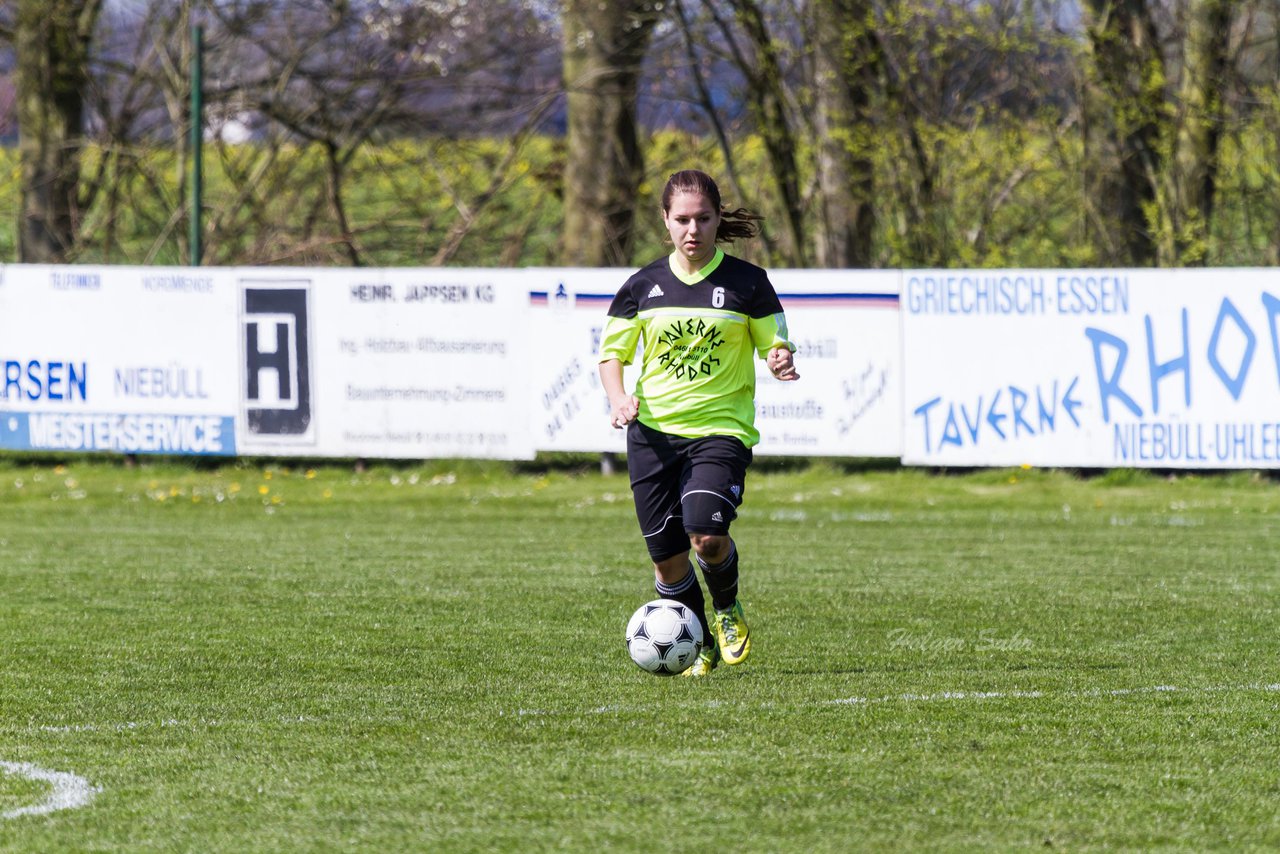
left=668, top=247, right=724, bottom=285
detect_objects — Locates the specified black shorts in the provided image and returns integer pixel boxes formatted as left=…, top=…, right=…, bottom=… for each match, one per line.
left=626, top=420, right=753, bottom=562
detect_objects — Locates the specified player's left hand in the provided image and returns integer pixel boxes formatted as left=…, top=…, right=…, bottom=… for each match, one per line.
left=767, top=346, right=799, bottom=381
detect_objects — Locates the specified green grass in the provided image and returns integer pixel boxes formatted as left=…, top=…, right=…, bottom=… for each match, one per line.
left=1, top=458, right=1279, bottom=850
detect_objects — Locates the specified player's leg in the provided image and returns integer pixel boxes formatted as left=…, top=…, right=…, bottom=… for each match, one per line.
left=693, top=534, right=750, bottom=665
left=681, top=436, right=752, bottom=665
left=652, top=551, right=720, bottom=678
left=690, top=532, right=739, bottom=611
left=649, top=543, right=720, bottom=679
left=652, top=552, right=708, bottom=646
left=627, top=423, right=714, bottom=649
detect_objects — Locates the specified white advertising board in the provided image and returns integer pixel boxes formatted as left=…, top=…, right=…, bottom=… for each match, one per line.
left=527, top=269, right=632, bottom=454
left=901, top=268, right=1280, bottom=467
left=0, top=265, right=240, bottom=455
left=758, top=270, right=902, bottom=457
left=235, top=268, right=535, bottom=459
left=527, top=268, right=903, bottom=458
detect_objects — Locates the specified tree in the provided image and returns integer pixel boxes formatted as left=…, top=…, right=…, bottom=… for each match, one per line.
left=3, top=0, right=1270, bottom=271
left=809, top=0, right=877, bottom=267
left=2, top=0, right=561, bottom=266
left=867, top=1, right=1079, bottom=267
left=560, top=0, right=661, bottom=266
left=13, top=0, right=103, bottom=262
left=664, top=0, right=868, bottom=267
left=665, top=0, right=779, bottom=261
left=1082, top=0, right=1165, bottom=265
left=1082, top=0, right=1237, bottom=266
left=715, top=0, right=808, bottom=265
left=1170, top=0, right=1233, bottom=264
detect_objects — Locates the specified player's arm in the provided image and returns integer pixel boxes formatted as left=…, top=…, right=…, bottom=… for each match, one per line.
left=748, top=312, right=799, bottom=382
left=598, top=308, right=642, bottom=428
left=747, top=273, right=799, bottom=382
left=598, top=358, right=639, bottom=429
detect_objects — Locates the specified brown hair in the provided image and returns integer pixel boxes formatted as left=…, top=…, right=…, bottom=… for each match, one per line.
left=661, top=170, right=763, bottom=243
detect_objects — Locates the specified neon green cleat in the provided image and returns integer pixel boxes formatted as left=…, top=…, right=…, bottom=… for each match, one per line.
left=713, top=600, right=751, bottom=665
left=682, top=637, right=720, bottom=678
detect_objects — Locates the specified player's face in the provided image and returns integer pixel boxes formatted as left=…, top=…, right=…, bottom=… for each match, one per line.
left=663, top=192, right=720, bottom=270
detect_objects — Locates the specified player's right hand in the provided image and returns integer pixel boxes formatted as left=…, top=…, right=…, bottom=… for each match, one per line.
left=609, top=395, right=639, bottom=429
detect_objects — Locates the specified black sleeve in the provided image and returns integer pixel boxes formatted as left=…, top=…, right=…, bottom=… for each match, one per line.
left=607, top=275, right=641, bottom=319
left=747, top=269, right=785, bottom=319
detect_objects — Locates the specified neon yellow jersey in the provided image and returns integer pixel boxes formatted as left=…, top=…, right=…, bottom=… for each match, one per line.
left=598, top=249, right=794, bottom=447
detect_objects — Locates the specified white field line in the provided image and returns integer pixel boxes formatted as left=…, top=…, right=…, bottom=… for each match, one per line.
left=0, top=761, right=100, bottom=820
left=6, top=682, right=1274, bottom=820
left=506, top=680, right=1280, bottom=718
left=15, top=682, right=1280, bottom=731
left=826, top=683, right=1207, bottom=706
left=30, top=714, right=321, bottom=735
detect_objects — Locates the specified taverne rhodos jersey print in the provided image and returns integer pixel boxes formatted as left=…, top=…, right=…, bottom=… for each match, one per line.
left=599, top=248, right=795, bottom=446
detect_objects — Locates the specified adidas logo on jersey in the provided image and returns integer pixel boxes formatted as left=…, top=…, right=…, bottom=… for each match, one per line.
left=647, top=284, right=664, bottom=299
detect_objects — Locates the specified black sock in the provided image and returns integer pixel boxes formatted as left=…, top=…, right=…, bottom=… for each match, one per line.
left=655, top=563, right=709, bottom=643
left=696, top=541, right=739, bottom=612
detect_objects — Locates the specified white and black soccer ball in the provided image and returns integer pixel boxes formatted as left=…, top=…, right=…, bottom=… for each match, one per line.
left=625, top=599, right=703, bottom=676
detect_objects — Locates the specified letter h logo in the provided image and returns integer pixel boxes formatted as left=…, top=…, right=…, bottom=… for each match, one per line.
left=241, top=282, right=313, bottom=439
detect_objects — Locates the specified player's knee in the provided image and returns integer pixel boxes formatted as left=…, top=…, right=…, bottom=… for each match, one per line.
left=689, top=533, right=730, bottom=562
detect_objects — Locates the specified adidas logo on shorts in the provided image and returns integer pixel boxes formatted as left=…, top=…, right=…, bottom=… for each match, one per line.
left=647, top=284, right=664, bottom=299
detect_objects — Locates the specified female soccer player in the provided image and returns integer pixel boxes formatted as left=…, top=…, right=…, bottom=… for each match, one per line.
left=598, top=169, right=799, bottom=677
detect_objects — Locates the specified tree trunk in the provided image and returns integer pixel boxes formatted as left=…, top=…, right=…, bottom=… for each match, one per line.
left=1082, top=0, right=1165, bottom=266
left=1172, top=0, right=1232, bottom=265
left=722, top=0, right=807, bottom=266
left=811, top=0, right=876, bottom=268
left=15, top=0, right=102, bottom=262
left=561, top=0, right=660, bottom=267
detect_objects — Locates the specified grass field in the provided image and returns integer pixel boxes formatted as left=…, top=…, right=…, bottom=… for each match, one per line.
left=1, top=457, right=1279, bottom=851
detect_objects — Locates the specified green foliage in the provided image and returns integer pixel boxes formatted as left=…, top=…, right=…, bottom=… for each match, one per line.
left=7, top=117, right=1280, bottom=269
left=0, top=148, right=17, bottom=260
left=1205, top=116, right=1280, bottom=266
left=1, top=459, right=1279, bottom=850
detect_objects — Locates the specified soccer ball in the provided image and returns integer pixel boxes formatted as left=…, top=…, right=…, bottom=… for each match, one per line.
left=625, top=599, right=703, bottom=675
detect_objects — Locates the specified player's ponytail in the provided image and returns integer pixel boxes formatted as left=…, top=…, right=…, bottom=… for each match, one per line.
left=716, top=206, right=764, bottom=242
left=661, top=170, right=763, bottom=243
